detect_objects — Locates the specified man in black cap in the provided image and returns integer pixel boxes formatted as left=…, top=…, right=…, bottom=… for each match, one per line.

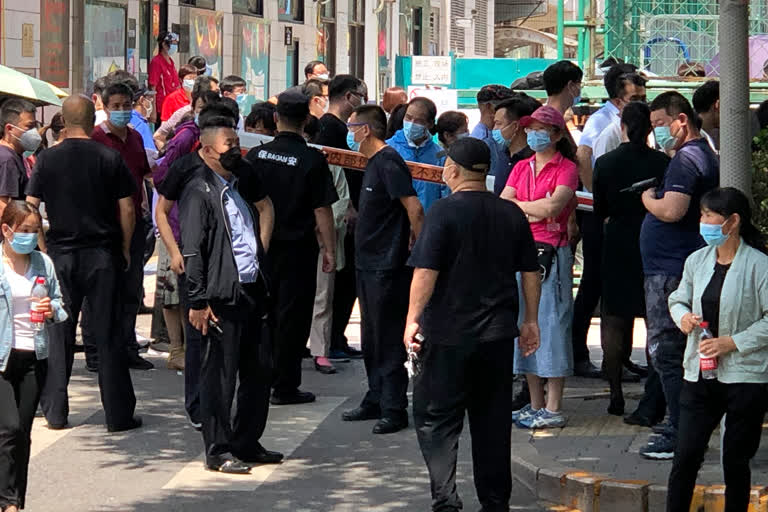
left=245, top=90, right=338, bottom=405
left=404, top=137, right=542, bottom=512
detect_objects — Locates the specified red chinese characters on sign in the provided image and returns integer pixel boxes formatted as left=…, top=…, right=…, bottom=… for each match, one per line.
left=40, top=0, right=70, bottom=87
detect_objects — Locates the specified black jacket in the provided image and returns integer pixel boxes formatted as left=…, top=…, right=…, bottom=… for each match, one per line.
left=178, top=166, right=270, bottom=310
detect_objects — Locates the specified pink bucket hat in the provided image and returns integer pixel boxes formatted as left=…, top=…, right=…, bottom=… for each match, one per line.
left=519, top=105, right=566, bottom=130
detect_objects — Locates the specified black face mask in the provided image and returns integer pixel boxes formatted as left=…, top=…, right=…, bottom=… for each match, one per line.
left=219, top=146, right=243, bottom=173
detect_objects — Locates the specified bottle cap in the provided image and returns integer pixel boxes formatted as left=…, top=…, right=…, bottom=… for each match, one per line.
left=700, top=321, right=709, bottom=328
left=35, top=277, right=45, bottom=284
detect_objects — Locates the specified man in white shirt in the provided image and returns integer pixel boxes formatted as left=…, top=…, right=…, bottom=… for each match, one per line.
left=592, top=73, right=648, bottom=159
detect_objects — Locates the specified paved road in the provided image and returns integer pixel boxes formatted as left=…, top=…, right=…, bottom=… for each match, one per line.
left=24, top=309, right=554, bottom=511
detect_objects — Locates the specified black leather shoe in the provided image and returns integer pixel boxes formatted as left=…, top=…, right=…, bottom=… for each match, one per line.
left=240, top=448, right=284, bottom=465
left=107, top=416, right=142, bottom=433
left=47, top=422, right=69, bottom=431
left=574, top=360, right=602, bottom=378
left=270, top=390, right=316, bottom=405
left=341, top=406, right=381, bottom=422
left=623, top=411, right=655, bottom=427
left=625, top=360, right=649, bottom=378
left=341, top=346, right=364, bottom=359
left=206, top=455, right=251, bottom=474
left=620, top=367, right=641, bottom=383
left=607, top=399, right=625, bottom=416
left=85, top=361, right=99, bottom=373
left=372, top=417, right=408, bottom=434
left=127, top=352, right=154, bottom=371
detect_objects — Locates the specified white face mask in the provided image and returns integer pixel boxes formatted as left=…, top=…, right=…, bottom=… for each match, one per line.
left=316, top=73, right=330, bottom=81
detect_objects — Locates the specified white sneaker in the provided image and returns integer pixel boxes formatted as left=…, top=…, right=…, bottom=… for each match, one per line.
left=512, top=404, right=539, bottom=423
left=518, top=409, right=567, bottom=429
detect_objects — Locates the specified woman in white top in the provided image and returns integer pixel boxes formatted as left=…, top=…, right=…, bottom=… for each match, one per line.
left=0, top=201, right=67, bottom=512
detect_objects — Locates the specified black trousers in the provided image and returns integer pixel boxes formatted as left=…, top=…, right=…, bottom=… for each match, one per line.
left=413, top=340, right=514, bottom=512
left=330, top=231, right=357, bottom=352
left=0, top=350, right=45, bottom=510
left=571, top=211, right=602, bottom=364
left=200, top=283, right=272, bottom=462
left=269, top=239, right=318, bottom=395
left=667, top=379, right=768, bottom=512
left=40, top=247, right=136, bottom=428
left=178, top=273, right=203, bottom=424
left=357, top=267, right=411, bottom=419
left=600, top=313, right=635, bottom=404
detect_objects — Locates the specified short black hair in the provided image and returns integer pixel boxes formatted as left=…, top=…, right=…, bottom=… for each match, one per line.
left=329, top=74, right=363, bottom=102
left=693, top=80, right=720, bottom=114
left=613, top=73, right=647, bottom=99
left=192, top=76, right=219, bottom=105
left=220, top=75, right=246, bottom=94
left=386, top=103, right=407, bottom=140
left=621, top=101, right=652, bottom=145
left=92, top=76, right=110, bottom=97
left=603, top=63, right=638, bottom=98
left=304, top=60, right=325, bottom=78
left=302, top=79, right=328, bottom=99
left=245, top=102, right=277, bottom=131
left=192, top=90, right=221, bottom=111
left=354, top=104, right=387, bottom=140
left=218, top=97, right=240, bottom=121
left=476, top=84, right=515, bottom=104
left=543, top=60, right=583, bottom=96
left=107, top=69, right=139, bottom=95
left=407, top=97, right=438, bottom=126
left=188, top=56, right=207, bottom=75
left=0, top=99, right=36, bottom=137
left=650, top=91, right=697, bottom=122
left=102, top=82, right=134, bottom=106
left=198, top=103, right=237, bottom=131
left=436, top=111, right=468, bottom=144
left=496, top=94, right=541, bottom=123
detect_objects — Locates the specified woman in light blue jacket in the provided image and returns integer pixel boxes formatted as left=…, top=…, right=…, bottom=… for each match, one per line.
left=667, top=188, right=768, bottom=512
left=0, top=201, right=67, bottom=512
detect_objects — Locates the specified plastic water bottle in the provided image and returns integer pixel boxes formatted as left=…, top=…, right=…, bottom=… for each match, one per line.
left=30, top=277, right=47, bottom=332
left=699, top=321, right=718, bottom=380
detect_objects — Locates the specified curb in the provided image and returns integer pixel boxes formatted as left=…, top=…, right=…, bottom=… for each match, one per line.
left=511, top=444, right=768, bottom=512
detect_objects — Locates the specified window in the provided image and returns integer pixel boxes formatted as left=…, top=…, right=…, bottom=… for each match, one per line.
left=82, top=0, right=128, bottom=93
left=233, top=0, right=263, bottom=15
left=278, top=0, right=303, bottom=22
left=236, top=17, right=270, bottom=101
left=179, top=0, right=214, bottom=8
left=348, top=0, right=364, bottom=77
left=317, top=0, right=336, bottom=73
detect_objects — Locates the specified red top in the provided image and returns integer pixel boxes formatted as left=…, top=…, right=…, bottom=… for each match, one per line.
left=505, top=152, right=578, bottom=247
left=148, top=54, right=180, bottom=115
left=91, top=123, right=151, bottom=217
left=161, top=88, right=191, bottom=122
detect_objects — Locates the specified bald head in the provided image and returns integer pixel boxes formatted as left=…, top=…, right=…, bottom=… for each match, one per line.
left=62, top=95, right=96, bottom=134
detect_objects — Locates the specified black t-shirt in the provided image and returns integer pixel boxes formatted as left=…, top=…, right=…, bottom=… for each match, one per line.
left=0, top=145, right=28, bottom=200
left=26, top=138, right=135, bottom=252
left=245, top=131, right=337, bottom=242
left=355, top=146, right=417, bottom=271
left=701, top=262, right=730, bottom=337
left=408, top=191, right=538, bottom=345
left=315, top=113, right=363, bottom=210
left=158, top=151, right=265, bottom=204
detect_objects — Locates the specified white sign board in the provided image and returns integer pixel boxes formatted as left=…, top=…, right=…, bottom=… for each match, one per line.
left=411, top=56, right=452, bottom=85
left=407, top=87, right=458, bottom=117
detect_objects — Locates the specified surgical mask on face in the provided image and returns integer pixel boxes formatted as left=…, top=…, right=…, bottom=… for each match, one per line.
left=572, top=84, right=582, bottom=106
left=316, top=73, right=330, bottom=81
left=700, top=221, right=730, bottom=247
left=456, top=132, right=469, bottom=140
left=319, top=97, right=330, bottom=115
left=109, top=110, right=132, bottom=128
left=654, top=125, right=678, bottom=151
left=194, top=113, right=200, bottom=126
left=236, top=93, right=247, bottom=104
left=11, top=125, right=42, bottom=153
left=218, top=146, right=243, bottom=172
left=8, top=232, right=38, bottom=255
left=183, top=79, right=195, bottom=92
left=492, top=128, right=510, bottom=148
left=527, top=130, right=552, bottom=152
left=144, top=100, right=154, bottom=119
left=346, top=130, right=361, bottom=151
left=168, top=44, right=178, bottom=56
left=403, top=121, right=428, bottom=143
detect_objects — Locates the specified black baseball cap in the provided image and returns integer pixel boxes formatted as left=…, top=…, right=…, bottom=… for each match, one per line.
left=276, top=89, right=310, bottom=119
left=447, top=137, right=491, bottom=173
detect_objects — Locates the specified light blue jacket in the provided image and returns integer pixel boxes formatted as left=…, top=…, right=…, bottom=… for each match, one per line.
left=669, top=239, right=768, bottom=384
left=386, top=129, right=449, bottom=211
left=0, top=248, right=68, bottom=372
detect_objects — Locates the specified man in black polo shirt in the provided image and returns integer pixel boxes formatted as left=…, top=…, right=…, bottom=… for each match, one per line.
left=340, top=105, right=424, bottom=434
left=405, top=138, right=541, bottom=512
left=0, top=99, right=40, bottom=213
left=313, top=74, right=368, bottom=360
left=26, top=95, right=140, bottom=432
left=245, top=90, right=337, bottom=405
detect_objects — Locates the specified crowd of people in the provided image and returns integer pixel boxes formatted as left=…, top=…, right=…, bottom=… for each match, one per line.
left=0, top=29, right=765, bottom=511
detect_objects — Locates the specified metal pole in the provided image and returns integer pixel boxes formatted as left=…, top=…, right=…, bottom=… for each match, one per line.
left=577, top=0, right=586, bottom=69
left=586, top=0, right=596, bottom=79
left=558, top=0, right=565, bottom=59
left=719, top=0, right=752, bottom=194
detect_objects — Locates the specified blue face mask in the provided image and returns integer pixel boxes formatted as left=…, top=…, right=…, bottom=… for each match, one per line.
left=700, top=221, right=730, bottom=247
left=183, top=79, right=195, bottom=91
left=403, top=121, right=428, bottom=144
left=527, top=130, right=552, bottom=152
left=8, top=232, right=38, bottom=255
left=236, top=94, right=246, bottom=104
left=346, top=130, right=361, bottom=152
left=109, top=110, right=132, bottom=128
left=573, top=94, right=582, bottom=106
left=654, top=126, right=678, bottom=151
left=492, top=129, right=510, bottom=148
left=168, top=44, right=178, bottom=56
left=194, top=113, right=200, bottom=127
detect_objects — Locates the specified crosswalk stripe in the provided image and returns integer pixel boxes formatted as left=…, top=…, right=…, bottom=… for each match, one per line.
left=161, top=396, right=347, bottom=491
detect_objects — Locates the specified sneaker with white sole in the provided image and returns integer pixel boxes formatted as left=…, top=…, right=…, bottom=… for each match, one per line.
left=640, top=434, right=675, bottom=460
left=512, top=404, right=538, bottom=423
left=517, top=408, right=566, bottom=429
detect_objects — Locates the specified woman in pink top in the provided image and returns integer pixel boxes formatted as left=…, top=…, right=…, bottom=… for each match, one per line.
left=501, top=105, right=578, bottom=429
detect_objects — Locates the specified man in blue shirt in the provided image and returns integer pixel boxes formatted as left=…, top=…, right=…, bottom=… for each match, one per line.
left=129, top=86, right=157, bottom=152
left=470, top=85, right=516, bottom=180
left=638, top=91, right=719, bottom=461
